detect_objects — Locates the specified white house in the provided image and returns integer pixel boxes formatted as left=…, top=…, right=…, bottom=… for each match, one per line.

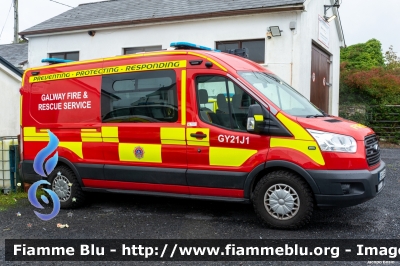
left=20, top=0, right=344, bottom=115
left=0, top=56, right=22, bottom=136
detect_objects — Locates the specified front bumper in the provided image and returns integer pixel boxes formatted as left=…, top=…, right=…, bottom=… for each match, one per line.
left=308, top=161, right=386, bottom=208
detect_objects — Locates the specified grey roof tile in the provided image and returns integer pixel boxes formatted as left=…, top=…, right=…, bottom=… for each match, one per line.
left=0, top=43, right=28, bottom=67
left=21, top=0, right=305, bottom=34
left=0, top=56, right=23, bottom=76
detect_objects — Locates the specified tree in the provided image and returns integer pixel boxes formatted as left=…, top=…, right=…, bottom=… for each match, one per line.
left=340, top=39, right=384, bottom=70
left=385, top=45, right=400, bottom=69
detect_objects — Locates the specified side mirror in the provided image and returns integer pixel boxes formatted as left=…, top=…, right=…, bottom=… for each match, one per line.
left=247, top=104, right=269, bottom=134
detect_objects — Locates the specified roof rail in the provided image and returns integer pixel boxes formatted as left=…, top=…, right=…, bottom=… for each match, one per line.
left=222, top=48, right=249, bottom=59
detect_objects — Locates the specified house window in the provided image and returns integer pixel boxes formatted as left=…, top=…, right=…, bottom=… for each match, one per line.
left=49, top=52, right=79, bottom=61
left=124, top=46, right=162, bottom=55
left=216, top=39, right=265, bottom=63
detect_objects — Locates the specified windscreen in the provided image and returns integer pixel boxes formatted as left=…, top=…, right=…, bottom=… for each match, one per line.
left=238, top=71, right=324, bottom=117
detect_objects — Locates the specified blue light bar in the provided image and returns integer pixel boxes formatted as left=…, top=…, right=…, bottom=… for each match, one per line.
left=170, top=42, right=220, bottom=52
left=41, top=58, right=74, bottom=64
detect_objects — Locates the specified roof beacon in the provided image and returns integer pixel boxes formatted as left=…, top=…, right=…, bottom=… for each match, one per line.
left=170, top=42, right=220, bottom=52
left=41, top=58, right=75, bottom=65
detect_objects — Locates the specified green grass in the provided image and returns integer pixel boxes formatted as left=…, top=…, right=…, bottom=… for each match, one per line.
left=0, top=187, right=48, bottom=211
left=0, top=192, right=28, bottom=211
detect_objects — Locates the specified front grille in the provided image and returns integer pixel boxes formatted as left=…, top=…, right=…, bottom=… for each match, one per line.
left=365, top=134, right=380, bottom=166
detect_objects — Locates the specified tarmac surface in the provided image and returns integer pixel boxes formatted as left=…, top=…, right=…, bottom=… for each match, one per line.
left=1, top=149, right=399, bottom=265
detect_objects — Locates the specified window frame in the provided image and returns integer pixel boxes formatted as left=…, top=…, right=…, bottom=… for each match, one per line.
left=49, top=51, right=80, bottom=61
left=195, top=74, right=258, bottom=132
left=216, top=39, right=265, bottom=63
left=123, top=45, right=162, bottom=55
left=101, top=69, right=179, bottom=124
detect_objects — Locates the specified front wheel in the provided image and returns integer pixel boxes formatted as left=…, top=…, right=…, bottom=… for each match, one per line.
left=252, top=170, right=314, bottom=229
left=48, top=165, right=85, bottom=209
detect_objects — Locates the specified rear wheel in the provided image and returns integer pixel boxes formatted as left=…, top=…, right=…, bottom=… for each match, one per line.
left=48, top=165, right=85, bottom=209
left=252, top=170, right=313, bottom=229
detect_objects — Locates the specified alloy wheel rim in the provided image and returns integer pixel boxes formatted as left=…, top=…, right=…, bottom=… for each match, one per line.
left=52, top=173, right=71, bottom=202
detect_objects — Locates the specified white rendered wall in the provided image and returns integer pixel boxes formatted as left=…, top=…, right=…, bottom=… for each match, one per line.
left=0, top=66, right=21, bottom=137
left=296, top=0, right=344, bottom=115
left=26, top=0, right=342, bottom=115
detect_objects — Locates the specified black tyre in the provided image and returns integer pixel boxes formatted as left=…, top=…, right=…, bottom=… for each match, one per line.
left=252, top=170, right=313, bottom=229
left=48, top=165, right=85, bottom=209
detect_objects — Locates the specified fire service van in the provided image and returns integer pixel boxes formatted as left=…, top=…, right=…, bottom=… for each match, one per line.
left=20, top=43, right=386, bottom=229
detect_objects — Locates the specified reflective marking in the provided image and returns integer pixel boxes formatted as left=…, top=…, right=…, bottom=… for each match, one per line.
left=28, top=52, right=189, bottom=72
left=276, top=113, right=313, bottom=140
left=181, top=70, right=187, bottom=126
left=102, top=126, right=119, bottom=143
left=209, top=147, right=257, bottom=166
left=161, top=128, right=186, bottom=145
left=271, top=113, right=325, bottom=165
left=161, top=140, right=186, bottom=145
left=119, top=143, right=162, bottom=163
left=23, top=127, right=83, bottom=158
left=81, top=129, right=102, bottom=142
left=24, top=127, right=49, bottom=138
left=29, top=60, right=187, bottom=83
left=59, top=142, right=83, bottom=159
left=351, top=123, right=367, bottom=129
left=21, top=71, right=27, bottom=86
left=23, top=137, right=49, bottom=141
left=188, top=52, right=227, bottom=72
left=270, top=139, right=325, bottom=165
left=20, top=96, right=23, bottom=126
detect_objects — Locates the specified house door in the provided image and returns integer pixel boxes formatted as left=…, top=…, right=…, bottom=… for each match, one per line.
left=310, top=45, right=330, bottom=113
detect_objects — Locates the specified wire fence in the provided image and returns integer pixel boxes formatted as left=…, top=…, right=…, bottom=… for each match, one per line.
left=339, top=105, right=400, bottom=143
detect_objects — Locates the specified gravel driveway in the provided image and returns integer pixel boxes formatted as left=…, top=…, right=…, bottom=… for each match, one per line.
left=1, top=149, right=399, bottom=265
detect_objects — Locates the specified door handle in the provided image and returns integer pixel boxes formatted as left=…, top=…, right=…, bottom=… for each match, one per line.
left=190, top=133, right=207, bottom=139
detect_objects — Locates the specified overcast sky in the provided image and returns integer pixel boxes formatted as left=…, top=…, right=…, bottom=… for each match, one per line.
left=0, top=0, right=399, bottom=53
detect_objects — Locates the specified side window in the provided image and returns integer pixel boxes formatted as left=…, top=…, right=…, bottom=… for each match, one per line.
left=196, top=76, right=257, bottom=130
left=101, top=70, right=178, bottom=123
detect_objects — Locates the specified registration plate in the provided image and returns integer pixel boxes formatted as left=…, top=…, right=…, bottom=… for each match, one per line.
left=378, top=180, right=385, bottom=192
left=379, top=169, right=386, bottom=182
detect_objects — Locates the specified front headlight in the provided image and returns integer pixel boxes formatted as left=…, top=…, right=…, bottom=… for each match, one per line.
left=307, top=129, right=357, bottom=153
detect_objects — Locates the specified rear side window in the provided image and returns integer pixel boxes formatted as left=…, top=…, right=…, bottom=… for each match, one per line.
left=101, top=70, right=178, bottom=123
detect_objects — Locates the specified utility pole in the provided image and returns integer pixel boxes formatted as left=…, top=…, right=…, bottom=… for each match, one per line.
left=13, top=0, right=19, bottom=43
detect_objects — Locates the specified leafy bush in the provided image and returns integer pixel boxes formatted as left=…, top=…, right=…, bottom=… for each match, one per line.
left=341, top=67, right=400, bottom=105
left=340, top=39, right=384, bottom=70
left=339, top=39, right=400, bottom=143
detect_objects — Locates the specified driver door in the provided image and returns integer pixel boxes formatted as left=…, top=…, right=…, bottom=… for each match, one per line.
left=185, top=70, right=270, bottom=198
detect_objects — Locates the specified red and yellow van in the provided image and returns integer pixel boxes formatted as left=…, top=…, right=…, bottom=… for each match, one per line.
left=20, top=43, right=386, bottom=229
